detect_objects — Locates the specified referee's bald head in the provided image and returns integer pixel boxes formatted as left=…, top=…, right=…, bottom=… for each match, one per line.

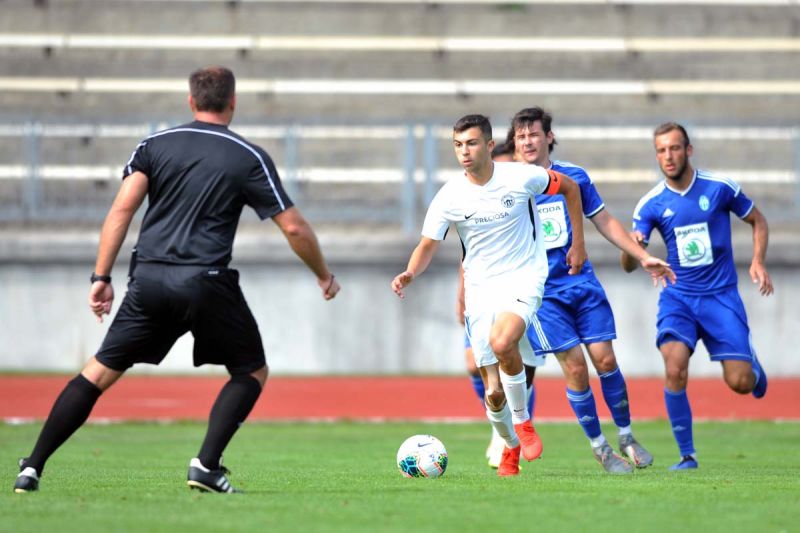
left=189, top=66, right=236, bottom=112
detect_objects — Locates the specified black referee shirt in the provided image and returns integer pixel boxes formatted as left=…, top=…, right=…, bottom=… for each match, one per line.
left=123, top=120, right=293, bottom=266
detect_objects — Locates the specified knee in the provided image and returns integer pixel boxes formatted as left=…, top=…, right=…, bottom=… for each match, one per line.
left=465, top=353, right=478, bottom=376
left=664, top=365, right=688, bottom=389
left=562, top=357, right=589, bottom=388
left=592, top=353, right=618, bottom=375
left=725, top=372, right=752, bottom=395
left=489, top=334, right=514, bottom=359
left=82, top=357, right=124, bottom=392
left=485, top=388, right=506, bottom=411
left=250, top=365, right=269, bottom=388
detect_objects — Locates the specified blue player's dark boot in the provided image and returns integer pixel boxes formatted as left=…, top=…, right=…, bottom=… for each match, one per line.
left=751, top=355, right=768, bottom=399
left=669, top=455, right=698, bottom=471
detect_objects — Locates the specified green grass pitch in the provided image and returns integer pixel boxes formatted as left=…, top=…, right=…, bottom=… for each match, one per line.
left=2, top=421, right=799, bottom=532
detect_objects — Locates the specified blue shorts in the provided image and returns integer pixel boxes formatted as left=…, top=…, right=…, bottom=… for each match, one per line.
left=656, top=286, right=753, bottom=361
left=526, top=278, right=616, bottom=356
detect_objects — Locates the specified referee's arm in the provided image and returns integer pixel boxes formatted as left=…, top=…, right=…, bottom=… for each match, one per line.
left=272, top=206, right=339, bottom=300
left=95, top=171, right=148, bottom=276
left=89, top=171, right=148, bottom=320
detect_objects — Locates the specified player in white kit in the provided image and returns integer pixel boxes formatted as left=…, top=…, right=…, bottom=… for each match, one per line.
left=391, top=114, right=587, bottom=476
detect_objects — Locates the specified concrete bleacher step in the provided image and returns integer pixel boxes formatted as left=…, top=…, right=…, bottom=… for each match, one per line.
left=0, top=0, right=797, bottom=225
left=0, top=1, right=798, bottom=124
left=2, top=1, right=798, bottom=37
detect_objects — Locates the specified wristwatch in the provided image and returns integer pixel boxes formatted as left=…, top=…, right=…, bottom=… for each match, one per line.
left=90, top=272, right=112, bottom=284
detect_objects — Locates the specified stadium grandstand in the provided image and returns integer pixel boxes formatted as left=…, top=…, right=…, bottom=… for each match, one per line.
left=0, top=0, right=797, bottom=377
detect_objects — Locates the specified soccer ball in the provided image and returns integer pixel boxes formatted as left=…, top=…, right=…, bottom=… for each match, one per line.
left=396, top=434, right=448, bottom=478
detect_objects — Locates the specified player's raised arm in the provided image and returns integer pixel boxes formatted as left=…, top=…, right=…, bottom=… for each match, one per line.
left=591, top=210, right=675, bottom=287
left=742, top=206, right=773, bottom=296
left=392, top=237, right=440, bottom=299
left=545, top=170, right=586, bottom=275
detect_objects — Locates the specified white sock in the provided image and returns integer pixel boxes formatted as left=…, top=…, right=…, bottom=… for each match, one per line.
left=590, top=434, right=607, bottom=449
left=486, top=402, right=520, bottom=448
left=499, top=368, right=529, bottom=424
left=618, top=425, right=632, bottom=436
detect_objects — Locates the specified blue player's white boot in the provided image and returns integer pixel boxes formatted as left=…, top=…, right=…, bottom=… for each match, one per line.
left=619, top=434, right=654, bottom=468
left=592, top=443, right=633, bottom=474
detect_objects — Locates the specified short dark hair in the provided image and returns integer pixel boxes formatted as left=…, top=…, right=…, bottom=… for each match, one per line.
left=511, top=107, right=557, bottom=153
left=453, top=114, right=493, bottom=142
left=654, top=122, right=691, bottom=147
left=189, top=66, right=236, bottom=112
left=491, top=140, right=514, bottom=159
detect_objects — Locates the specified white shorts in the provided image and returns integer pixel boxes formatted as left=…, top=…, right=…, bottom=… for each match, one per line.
left=464, top=291, right=546, bottom=369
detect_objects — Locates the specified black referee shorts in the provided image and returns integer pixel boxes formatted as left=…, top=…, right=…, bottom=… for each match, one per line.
left=95, top=263, right=266, bottom=375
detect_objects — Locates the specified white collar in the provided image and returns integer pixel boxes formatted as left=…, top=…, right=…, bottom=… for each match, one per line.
left=664, top=169, right=697, bottom=196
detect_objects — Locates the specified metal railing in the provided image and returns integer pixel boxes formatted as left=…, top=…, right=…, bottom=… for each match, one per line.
left=2, top=121, right=799, bottom=232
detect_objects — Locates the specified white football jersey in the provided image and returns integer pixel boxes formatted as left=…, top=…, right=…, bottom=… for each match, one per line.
left=421, top=161, right=556, bottom=293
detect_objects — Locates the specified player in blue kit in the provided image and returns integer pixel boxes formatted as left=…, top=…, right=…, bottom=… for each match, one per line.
left=621, top=122, right=772, bottom=471
left=509, top=108, right=675, bottom=473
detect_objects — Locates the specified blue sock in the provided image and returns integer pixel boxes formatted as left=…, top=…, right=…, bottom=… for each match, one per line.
left=600, top=367, right=631, bottom=429
left=469, top=373, right=485, bottom=403
left=664, top=388, right=695, bottom=457
left=527, top=385, right=536, bottom=422
left=566, top=387, right=602, bottom=439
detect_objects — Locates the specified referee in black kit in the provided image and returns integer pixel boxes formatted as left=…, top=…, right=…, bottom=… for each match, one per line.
left=14, top=66, right=340, bottom=494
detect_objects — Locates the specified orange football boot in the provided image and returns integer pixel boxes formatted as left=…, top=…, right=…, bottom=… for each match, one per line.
left=514, top=420, right=543, bottom=461
left=497, top=445, right=521, bottom=477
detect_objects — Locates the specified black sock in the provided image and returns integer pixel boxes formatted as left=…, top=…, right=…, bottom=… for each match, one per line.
left=26, top=374, right=102, bottom=475
left=197, top=374, right=262, bottom=470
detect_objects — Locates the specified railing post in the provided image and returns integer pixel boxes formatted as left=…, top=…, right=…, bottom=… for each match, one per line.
left=423, top=123, right=438, bottom=207
left=402, top=124, right=417, bottom=236
left=284, top=125, right=299, bottom=200
left=24, top=122, right=41, bottom=219
left=794, top=127, right=800, bottom=216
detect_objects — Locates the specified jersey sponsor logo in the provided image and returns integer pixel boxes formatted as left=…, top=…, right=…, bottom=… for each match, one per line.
left=536, top=201, right=569, bottom=250
left=464, top=212, right=476, bottom=220
left=674, top=222, right=713, bottom=267
left=471, top=211, right=510, bottom=224
left=501, top=193, right=515, bottom=208
left=542, top=219, right=562, bottom=242
left=699, top=195, right=710, bottom=211
left=662, top=208, right=674, bottom=218
left=683, top=239, right=706, bottom=262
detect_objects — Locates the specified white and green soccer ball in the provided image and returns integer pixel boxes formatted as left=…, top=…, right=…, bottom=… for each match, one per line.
left=396, top=434, right=448, bottom=478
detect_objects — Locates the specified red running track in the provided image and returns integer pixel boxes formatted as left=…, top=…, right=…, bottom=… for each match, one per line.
left=1, top=376, right=798, bottom=422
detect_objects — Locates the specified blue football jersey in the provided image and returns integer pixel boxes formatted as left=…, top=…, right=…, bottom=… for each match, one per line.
left=535, top=160, right=605, bottom=293
left=632, top=169, right=754, bottom=294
